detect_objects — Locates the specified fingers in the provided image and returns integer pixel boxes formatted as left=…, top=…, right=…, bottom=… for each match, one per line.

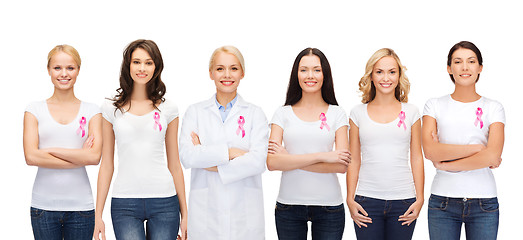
left=191, top=131, right=200, bottom=145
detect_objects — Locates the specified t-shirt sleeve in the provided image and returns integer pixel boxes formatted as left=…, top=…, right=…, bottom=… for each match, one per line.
left=270, top=106, right=285, bottom=130
left=334, top=106, right=349, bottom=131
left=85, top=102, right=101, bottom=121
left=101, top=99, right=116, bottom=124
left=423, top=98, right=437, bottom=119
left=488, top=100, right=506, bottom=125
left=349, top=105, right=360, bottom=128
left=409, top=104, right=421, bottom=127
left=163, top=100, right=179, bottom=124
left=25, top=101, right=40, bottom=118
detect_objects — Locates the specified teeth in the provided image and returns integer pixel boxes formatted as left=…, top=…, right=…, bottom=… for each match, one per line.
left=305, top=81, right=316, bottom=86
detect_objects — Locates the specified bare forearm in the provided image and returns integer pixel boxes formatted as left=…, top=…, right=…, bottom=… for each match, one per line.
left=439, top=148, right=499, bottom=171
left=45, top=148, right=101, bottom=166
left=424, top=142, right=483, bottom=162
left=267, top=152, right=321, bottom=171
left=25, top=150, right=79, bottom=169
left=95, top=164, right=114, bottom=218
left=411, top=157, right=425, bottom=200
left=301, top=162, right=347, bottom=173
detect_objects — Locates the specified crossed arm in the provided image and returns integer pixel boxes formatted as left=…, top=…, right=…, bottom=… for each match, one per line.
left=422, top=115, right=504, bottom=171
left=266, top=124, right=350, bottom=174
left=23, top=112, right=102, bottom=168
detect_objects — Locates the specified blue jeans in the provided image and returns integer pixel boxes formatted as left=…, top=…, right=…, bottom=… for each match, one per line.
left=275, top=202, right=345, bottom=240
left=428, top=194, right=499, bottom=240
left=353, top=195, right=417, bottom=240
left=111, top=195, right=180, bottom=240
left=30, top=207, right=95, bottom=240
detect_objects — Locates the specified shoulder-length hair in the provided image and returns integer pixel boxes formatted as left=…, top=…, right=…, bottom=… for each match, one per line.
left=447, top=41, right=483, bottom=83
left=358, top=48, right=410, bottom=103
left=285, top=48, right=338, bottom=106
left=112, top=39, right=166, bottom=112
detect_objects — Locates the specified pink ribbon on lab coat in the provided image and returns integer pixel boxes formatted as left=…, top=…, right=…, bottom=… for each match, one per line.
left=475, top=107, right=484, bottom=129
left=319, top=113, right=330, bottom=131
left=236, top=116, right=245, bottom=138
left=77, top=116, right=86, bottom=138
left=397, top=111, right=406, bottom=130
left=154, top=112, right=162, bottom=131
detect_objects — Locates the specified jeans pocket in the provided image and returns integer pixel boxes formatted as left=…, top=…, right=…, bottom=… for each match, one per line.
left=322, top=204, right=344, bottom=213
left=78, top=209, right=95, bottom=218
left=402, top=197, right=417, bottom=206
left=428, top=195, right=448, bottom=210
left=30, top=207, right=45, bottom=219
left=275, top=202, right=292, bottom=211
left=354, top=195, right=367, bottom=204
left=479, top=197, right=499, bottom=212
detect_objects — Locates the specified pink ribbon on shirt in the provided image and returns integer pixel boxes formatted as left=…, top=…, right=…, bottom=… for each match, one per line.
left=319, top=113, right=330, bottom=131
left=397, top=111, right=406, bottom=130
left=475, top=107, right=484, bottom=129
left=236, top=116, right=245, bottom=138
left=153, top=112, right=162, bottom=131
left=77, top=116, right=86, bottom=138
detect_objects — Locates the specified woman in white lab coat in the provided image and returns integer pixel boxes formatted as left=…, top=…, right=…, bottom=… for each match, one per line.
left=179, top=46, right=268, bottom=240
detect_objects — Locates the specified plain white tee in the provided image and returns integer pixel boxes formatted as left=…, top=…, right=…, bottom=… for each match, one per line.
left=102, top=99, right=178, bottom=198
left=350, top=103, right=420, bottom=200
left=270, top=105, right=348, bottom=206
left=26, top=101, right=100, bottom=211
left=423, top=95, right=505, bottom=198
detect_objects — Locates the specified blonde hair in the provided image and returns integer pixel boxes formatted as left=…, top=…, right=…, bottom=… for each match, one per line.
left=47, top=44, right=81, bottom=69
left=358, top=48, right=410, bottom=103
left=209, top=45, right=245, bottom=73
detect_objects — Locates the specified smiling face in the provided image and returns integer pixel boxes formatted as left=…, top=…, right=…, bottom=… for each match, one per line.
left=130, top=48, right=155, bottom=85
left=371, top=56, right=399, bottom=96
left=48, top=51, right=80, bottom=91
left=447, top=48, right=483, bottom=86
left=298, top=55, right=324, bottom=93
left=210, top=52, right=244, bottom=94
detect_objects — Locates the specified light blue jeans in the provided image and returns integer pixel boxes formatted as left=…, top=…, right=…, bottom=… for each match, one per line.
left=428, top=194, right=499, bottom=240
left=111, top=195, right=180, bottom=240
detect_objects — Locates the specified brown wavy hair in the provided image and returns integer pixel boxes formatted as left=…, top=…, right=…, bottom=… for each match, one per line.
left=111, top=39, right=166, bottom=112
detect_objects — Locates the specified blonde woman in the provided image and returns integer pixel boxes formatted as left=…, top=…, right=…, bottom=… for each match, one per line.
left=23, top=45, right=102, bottom=239
left=179, top=46, right=268, bottom=240
left=346, top=48, right=424, bottom=240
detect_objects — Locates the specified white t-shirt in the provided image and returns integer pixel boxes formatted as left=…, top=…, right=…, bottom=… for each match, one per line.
left=102, top=99, right=178, bottom=198
left=26, top=101, right=100, bottom=211
left=270, top=105, right=348, bottom=206
left=350, top=103, right=420, bottom=200
left=423, top=95, right=505, bottom=198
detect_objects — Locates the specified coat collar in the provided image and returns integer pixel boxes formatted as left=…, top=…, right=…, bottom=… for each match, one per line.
left=202, top=94, right=249, bottom=123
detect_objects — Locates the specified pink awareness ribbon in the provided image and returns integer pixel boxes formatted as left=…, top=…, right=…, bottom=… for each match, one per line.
left=319, top=113, right=330, bottom=131
left=397, top=111, right=406, bottom=130
left=153, top=112, right=162, bottom=131
left=236, top=116, right=245, bottom=138
left=77, top=116, right=86, bottom=138
left=474, top=107, right=484, bottom=129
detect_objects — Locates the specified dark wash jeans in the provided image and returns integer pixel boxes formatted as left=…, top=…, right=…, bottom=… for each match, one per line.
left=275, top=202, right=345, bottom=240
left=111, top=195, right=180, bottom=240
left=352, top=195, right=417, bottom=240
left=428, top=194, right=499, bottom=240
left=30, top=207, right=95, bottom=240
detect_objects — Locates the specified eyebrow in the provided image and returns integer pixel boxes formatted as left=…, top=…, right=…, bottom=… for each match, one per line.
left=132, top=58, right=153, bottom=61
left=453, top=57, right=477, bottom=60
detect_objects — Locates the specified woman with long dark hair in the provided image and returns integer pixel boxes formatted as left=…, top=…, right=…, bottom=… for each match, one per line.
left=422, top=41, right=504, bottom=240
left=267, top=48, right=350, bottom=240
left=93, top=39, right=187, bottom=240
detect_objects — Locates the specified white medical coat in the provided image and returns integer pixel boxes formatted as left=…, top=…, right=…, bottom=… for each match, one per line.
left=179, top=95, right=268, bottom=240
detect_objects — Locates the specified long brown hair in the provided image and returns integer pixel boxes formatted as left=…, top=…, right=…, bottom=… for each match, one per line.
left=112, top=39, right=166, bottom=112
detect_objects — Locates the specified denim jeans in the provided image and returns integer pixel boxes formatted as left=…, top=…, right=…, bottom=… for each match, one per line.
left=111, top=195, right=180, bottom=240
left=352, top=195, right=417, bottom=240
left=274, top=202, right=345, bottom=240
left=428, top=194, right=499, bottom=240
left=30, top=207, right=95, bottom=240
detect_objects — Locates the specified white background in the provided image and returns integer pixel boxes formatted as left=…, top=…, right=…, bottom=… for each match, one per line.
left=1, top=0, right=521, bottom=239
